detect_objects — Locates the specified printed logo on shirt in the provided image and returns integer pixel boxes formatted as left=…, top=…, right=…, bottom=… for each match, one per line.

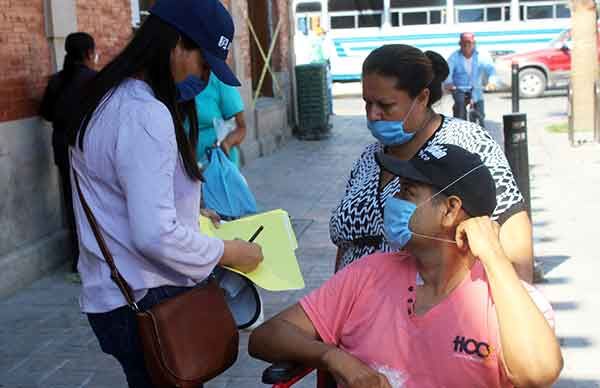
left=452, top=336, right=494, bottom=360
left=418, top=144, right=447, bottom=161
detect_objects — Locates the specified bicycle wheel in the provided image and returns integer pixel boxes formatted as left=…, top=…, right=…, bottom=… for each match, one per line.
left=469, top=109, right=484, bottom=128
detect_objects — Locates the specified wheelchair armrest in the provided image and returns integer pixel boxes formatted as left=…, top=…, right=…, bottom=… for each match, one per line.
left=261, top=362, right=312, bottom=384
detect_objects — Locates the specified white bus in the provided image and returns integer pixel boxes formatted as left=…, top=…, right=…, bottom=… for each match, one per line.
left=293, top=0, right=571, bottom=81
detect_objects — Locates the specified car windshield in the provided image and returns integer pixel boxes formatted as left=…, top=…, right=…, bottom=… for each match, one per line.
left=549, top=30, right=571, bottom=49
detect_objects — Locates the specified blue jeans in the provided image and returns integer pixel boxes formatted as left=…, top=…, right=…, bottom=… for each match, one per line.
left=452, top=90, right=485, bottom=125
left=87, top=285, right=201, bottom=388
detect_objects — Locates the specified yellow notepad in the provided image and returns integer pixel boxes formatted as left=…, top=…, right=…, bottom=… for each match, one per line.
left=199, top=209, right=305, bottom=291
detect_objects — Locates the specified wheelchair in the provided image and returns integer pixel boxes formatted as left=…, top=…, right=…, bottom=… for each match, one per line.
left=262, top=362, right=336, bottom=387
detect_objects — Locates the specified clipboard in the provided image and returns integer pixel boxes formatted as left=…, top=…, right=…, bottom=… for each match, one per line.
left=200, top=209, right=305, bottom=291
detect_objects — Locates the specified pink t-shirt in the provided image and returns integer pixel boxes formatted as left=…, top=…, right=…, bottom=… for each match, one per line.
left=300, top=252, right=554, bottom=388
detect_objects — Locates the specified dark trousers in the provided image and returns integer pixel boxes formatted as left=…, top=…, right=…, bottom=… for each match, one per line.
left=452, top=90, right=485, bottom=124
left=87, top=286, right=202, bottom=388
left=57, top=163, right=79, bottom=272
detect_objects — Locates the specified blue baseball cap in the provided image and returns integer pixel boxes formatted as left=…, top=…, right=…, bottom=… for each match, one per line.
left=150, top=0, right=240, bottom=86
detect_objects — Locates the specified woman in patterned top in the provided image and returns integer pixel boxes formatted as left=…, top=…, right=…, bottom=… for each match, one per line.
left=330, top=44, right=534, bottom=282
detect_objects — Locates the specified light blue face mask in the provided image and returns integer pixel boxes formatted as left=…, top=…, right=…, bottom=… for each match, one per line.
left=383, top=165, right=486, bottom=249
left=367, top=98, right=418, bottom=145
left=383, top=197, right=417, bottom=250
left=383, top=196, right=459, bottom=250
left=176, top=75, right=208, bottom=102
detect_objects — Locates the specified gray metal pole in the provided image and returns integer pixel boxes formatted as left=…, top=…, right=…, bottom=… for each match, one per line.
left=503, top=113, right=531, bottom=217
left=511, top=60, right=520, bottom=113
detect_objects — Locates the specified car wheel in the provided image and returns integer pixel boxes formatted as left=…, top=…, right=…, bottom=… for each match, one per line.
left=519, top=68, right=547, bottom=98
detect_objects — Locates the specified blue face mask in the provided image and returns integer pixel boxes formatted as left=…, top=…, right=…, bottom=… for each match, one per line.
left=383, top=197, right=417, bottom=250
left=382, top=165, right=485, bottom=249
left=176, top=75, right=208, bottom=102
left=367, top=99, right=418, bottom=145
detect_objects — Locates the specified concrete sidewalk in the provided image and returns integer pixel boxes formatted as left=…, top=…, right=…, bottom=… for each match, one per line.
left=1, top=90, right=599, bottom=387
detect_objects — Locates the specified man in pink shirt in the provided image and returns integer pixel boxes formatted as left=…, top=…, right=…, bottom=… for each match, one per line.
left=249, top=144, right=562, bottom=387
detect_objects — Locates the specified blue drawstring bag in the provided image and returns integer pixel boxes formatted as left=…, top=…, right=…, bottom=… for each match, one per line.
left=202, top=148, right=258, bottom=218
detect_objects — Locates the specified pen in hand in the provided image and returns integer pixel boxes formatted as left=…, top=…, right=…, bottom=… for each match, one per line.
left=248, top=225, right=264, bottom=243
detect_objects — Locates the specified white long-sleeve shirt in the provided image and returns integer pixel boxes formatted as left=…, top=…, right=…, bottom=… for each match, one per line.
left=71, top=78, right=224, bottom=313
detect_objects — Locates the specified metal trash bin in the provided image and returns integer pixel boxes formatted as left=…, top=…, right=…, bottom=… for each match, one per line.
left=294, top=63, right=331, bottom=140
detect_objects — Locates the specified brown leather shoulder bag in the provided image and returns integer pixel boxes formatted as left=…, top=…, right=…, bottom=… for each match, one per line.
left=74, top=172, right=239, bottom=387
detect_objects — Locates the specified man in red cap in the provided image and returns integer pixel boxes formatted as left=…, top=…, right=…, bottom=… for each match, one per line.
left=445, top=32, right=497, bottom=127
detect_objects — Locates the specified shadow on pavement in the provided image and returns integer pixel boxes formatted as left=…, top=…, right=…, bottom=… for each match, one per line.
left=551, top=301, right=579, bottom=311
left=291, top=218, right=314, bottom=241
left=555, top=378, right=600, bottom=388
left=536, top=255, right=570, bottom=274
left=559, top=336, right=594, bottom=348
left=542, top=276, right=571, bottom=285
left=534, top=236, right=557, bottom=244
left=533, top=220, right=550, bottom=228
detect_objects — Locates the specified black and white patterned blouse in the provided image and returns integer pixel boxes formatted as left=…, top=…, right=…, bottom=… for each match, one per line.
left=329, top=115, right=525, bottom=269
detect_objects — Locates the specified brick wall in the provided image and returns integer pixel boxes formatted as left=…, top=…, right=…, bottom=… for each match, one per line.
left=0, top=0, right=53, bottom=122
left=228, top=1, right=252, bottom=80
left=272, top=0, right=291, bottom=72
left=0, top=0, right=133, bottom=123
left=228, top=0, right=291, bottom=88
left=76, top=0, right=132, bottom=68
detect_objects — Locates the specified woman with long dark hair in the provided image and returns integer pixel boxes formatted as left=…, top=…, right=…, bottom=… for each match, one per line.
left=40, top=32, right=97, bottom=276
left=68, top=1, right=263, bottom=386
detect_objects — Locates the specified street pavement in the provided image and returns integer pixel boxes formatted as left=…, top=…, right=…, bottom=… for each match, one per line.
left=1, top=87, right=598, bottom=388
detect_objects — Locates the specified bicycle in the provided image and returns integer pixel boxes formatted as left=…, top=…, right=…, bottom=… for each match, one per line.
left=463, top=88, right=485, bottom=128
left=448, top=86, right=485, bottom=128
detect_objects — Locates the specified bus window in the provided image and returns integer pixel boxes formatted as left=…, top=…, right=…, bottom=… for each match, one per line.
left=331, top=15, right=356, bottom=29
left=358, top=13, right=382, bottom=27
left=390, top=5, right=445, bottom=27
left=329, top=0, right=383, bottom=12
left=403, top=11, right=427, bottom=26
left=487, top=7, right=502, bottom=21
left=458, top=8, right=484, bottom=23
left=297, top=16, right=309, bottom=35
left=430, top=10, right=442, bottom=24
left=297, top=2, right=322, bottom=12
left=329, top=0, right=383, bottom=29
left=527, top=5, right=553, bottom=19
left=296, top=2, right=323, bottom=34
left=504, top=6, right=511, bottom=21
left=556, top=4, right=571, bottom=18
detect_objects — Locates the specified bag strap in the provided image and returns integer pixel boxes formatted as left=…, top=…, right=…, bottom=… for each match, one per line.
left=72, top=169, right=140, bottom=311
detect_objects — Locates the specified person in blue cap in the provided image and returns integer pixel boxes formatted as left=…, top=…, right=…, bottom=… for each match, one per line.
left=67, top=1, right=263, bottom=386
